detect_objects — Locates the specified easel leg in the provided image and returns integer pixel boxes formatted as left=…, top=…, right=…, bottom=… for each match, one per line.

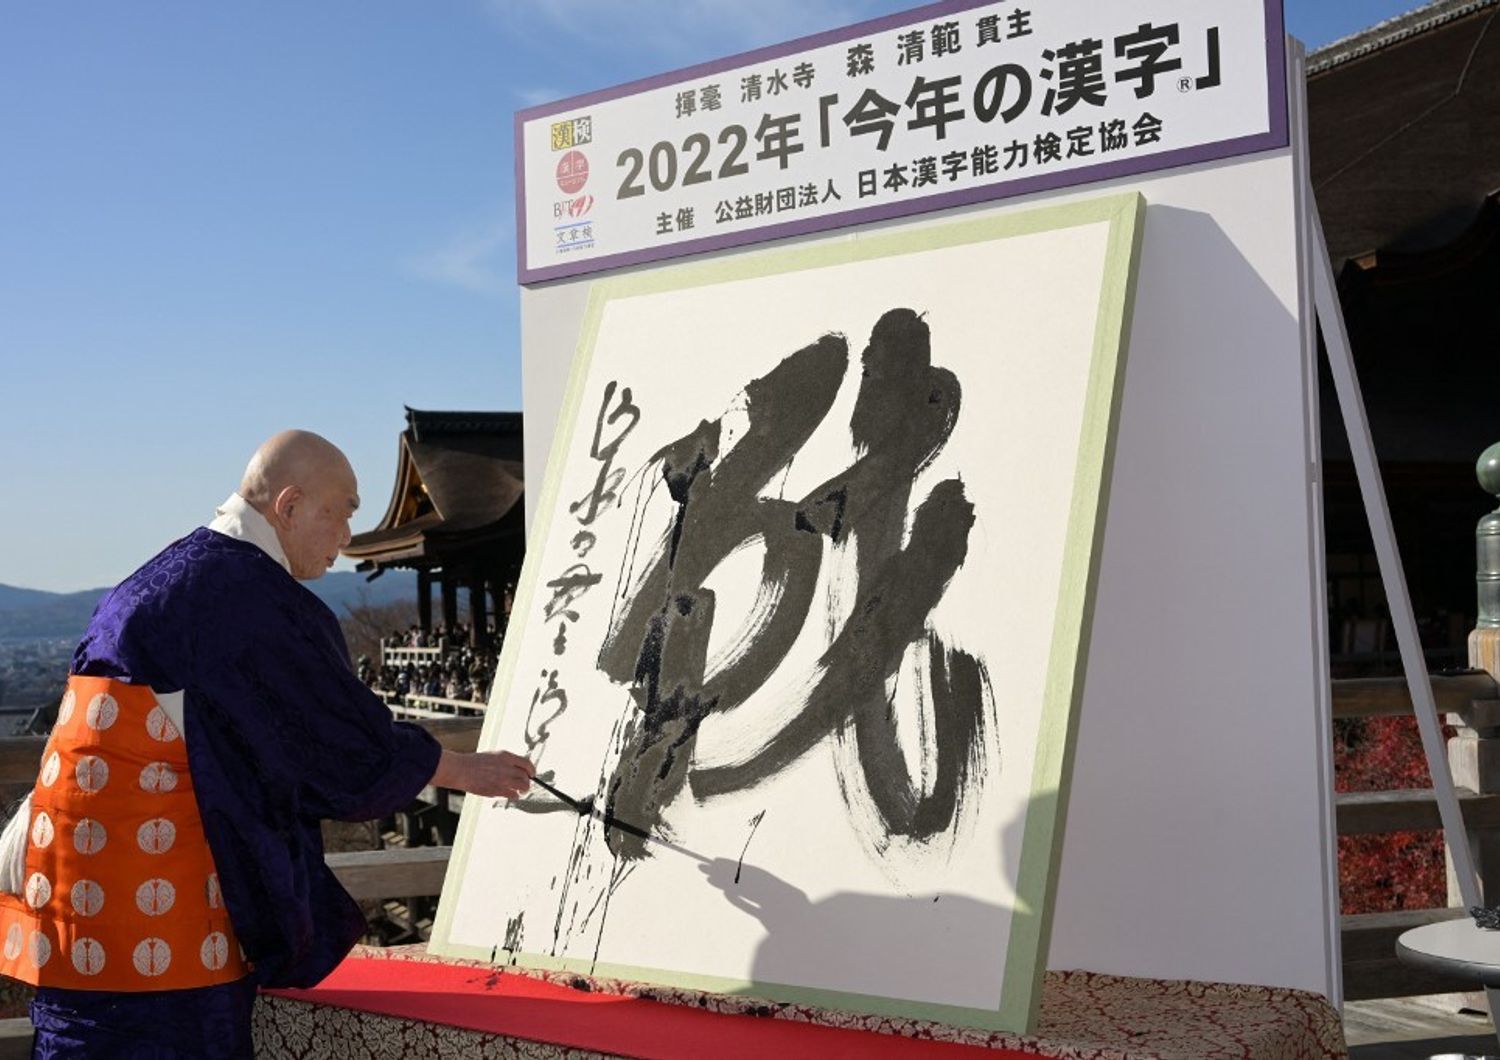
left=1308, top=196, right=1500, bottom=1042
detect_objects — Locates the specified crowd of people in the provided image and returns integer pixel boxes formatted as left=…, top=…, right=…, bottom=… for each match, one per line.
left=383, top=622, right=485, bottom=651
left=357, top=623, right=501, bottom=706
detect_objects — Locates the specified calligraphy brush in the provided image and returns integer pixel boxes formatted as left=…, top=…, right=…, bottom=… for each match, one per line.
left=524, top=774, right=712, bottom=865
left=528, top=774, right=654, bottom=843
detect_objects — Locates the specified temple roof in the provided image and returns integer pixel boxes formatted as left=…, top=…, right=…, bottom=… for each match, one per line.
left=1319, top=190, right=1500, bottom=465
left=1308, top=0, right=1500, bottom=265
left=343, top=407, right=524, bottom=568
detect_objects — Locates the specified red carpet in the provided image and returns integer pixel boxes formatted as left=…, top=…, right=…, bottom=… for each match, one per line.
left=267, top=957, right=1048, bottom=1059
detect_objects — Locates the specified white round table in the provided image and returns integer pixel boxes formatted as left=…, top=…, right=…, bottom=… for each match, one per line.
left=1397, top=918, right=1500, bottom=988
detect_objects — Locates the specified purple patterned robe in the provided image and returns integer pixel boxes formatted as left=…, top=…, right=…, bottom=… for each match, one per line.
left=67, top=527, right=440, bottom=988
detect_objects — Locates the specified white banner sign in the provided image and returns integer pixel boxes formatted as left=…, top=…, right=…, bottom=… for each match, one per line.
left=517, top=0, right=1286, bottom=283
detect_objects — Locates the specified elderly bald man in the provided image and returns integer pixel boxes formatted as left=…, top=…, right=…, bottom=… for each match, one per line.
left=0, top=431, right=534, bottom=1057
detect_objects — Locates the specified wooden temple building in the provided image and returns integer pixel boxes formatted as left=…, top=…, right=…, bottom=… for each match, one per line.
left=343, top=408, right=525, bottom=648
left=1308, top=0, right=1500, bottom=667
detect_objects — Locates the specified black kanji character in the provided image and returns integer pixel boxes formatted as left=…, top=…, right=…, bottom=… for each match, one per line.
left=847, top=42, right=875, bottom=77
left=1041, top=38, right=1106, bottom=115
left=755, top=112, right=804, bottom=170
left=843, top=88, right=902, bottom=150
left=971, top=143, right=999, bottom=176
left=897, top=29, right=925, bottom=65
left=906, top=75, right=965, bottom=139
left=1132, top=111, right=1164, bottom=146
left=1099, top=118, right=1128, bottom=152
left=1065, top=125, right=1094, bottom=158
left=931, top=21, right=961, bottom=57
left=597, top=311, right=988, bottom=860
left=543, top=563, right=602, bottom=625
left=1115, top=22, right=1182, bottom=99
left=569, top=381, right=641, bottom=527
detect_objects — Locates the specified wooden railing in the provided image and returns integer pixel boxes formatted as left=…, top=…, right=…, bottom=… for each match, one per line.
left=6, top=680, right=1500, bottom=1001
left=391, top=693, right=487, bottom=720
left=0, top=715, right=486, bottom=811
left=2, top=683, right=1498, bottom=1004
left=382, top=645, right=443, bottom=665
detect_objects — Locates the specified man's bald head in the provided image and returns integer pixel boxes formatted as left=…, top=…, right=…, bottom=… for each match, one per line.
left=239, top=430, right=352, bottom=510
left=239, top=431, right=360, bottom=580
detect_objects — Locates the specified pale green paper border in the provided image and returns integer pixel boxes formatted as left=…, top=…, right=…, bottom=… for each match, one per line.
left=430, top=192, right=1145, bottom=1035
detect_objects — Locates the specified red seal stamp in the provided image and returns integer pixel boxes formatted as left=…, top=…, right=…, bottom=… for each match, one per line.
left=556, top=150, right=589, bottom=194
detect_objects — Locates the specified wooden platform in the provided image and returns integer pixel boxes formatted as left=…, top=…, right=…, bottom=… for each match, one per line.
left=1346, top=996, right=1498, bottom=1058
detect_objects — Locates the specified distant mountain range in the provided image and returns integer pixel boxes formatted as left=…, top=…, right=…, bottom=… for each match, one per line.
left=0, top=569, right=420, bottom=641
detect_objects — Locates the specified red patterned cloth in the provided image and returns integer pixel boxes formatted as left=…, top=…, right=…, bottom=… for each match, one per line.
left=253, top=946, right=1347, bottom=1060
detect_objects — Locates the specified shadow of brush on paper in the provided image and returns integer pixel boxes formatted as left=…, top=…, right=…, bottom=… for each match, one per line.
left=694, top=790, right=1054, bottom=1018
left=696, top=858, right=1011, bottom=1011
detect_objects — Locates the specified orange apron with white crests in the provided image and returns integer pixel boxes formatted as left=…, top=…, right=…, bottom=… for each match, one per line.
left=0, top=676, right=249, bottom=989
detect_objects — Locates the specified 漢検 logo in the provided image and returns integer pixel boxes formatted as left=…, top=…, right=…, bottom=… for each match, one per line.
left=550, top=115, right=593, bottom=152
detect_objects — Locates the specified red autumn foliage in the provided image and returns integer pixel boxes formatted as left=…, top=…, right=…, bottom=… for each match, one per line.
left=1333, top=715, right=1454, bottom=913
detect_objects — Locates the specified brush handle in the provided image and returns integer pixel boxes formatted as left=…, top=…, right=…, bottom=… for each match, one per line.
left=531, top=775, right=586, bottom=812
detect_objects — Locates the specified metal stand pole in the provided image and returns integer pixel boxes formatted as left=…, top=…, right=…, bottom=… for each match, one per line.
left=1309, top=198, right=1500, bottom=1045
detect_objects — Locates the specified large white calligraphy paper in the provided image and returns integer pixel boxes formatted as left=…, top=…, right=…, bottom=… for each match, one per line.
left=432, top=192, right=1143, bottom=1032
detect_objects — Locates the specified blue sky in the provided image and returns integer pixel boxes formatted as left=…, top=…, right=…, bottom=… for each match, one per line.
left=1, top=1, right=1424, bottom=591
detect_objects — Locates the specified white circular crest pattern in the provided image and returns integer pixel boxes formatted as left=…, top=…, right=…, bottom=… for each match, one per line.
left=28, top=932, right=51, bottom=968
left=73, top=818, right=106, bottom=855
left=39, top=751, right=61, bottom=788
left=139, top=762, right=178, bottom=794
left=57, top=690, right=76, bottom=726
left=145, top=705, right=181, bottom=742
left=71, top=937, right=105, bottom=976
left=206, top=873, right=222, bottom=910
left=3, top=924, right=21, bottom=961
left=200, top=931, right=229, bottom=971
left=84, top=693, right=119, bottom=731
left=30, top=811, right=54, bottom=849
left=70, top=879, right=104, bottom=917
left=132, top=937, right=171, bottom=977
left=136, top=818, right=176, bottom=855
left=24, top=873, right=51, bottom=910
left=75, top=755, right=109, bottom=793
left=135, top=878, right=175, bottom=916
